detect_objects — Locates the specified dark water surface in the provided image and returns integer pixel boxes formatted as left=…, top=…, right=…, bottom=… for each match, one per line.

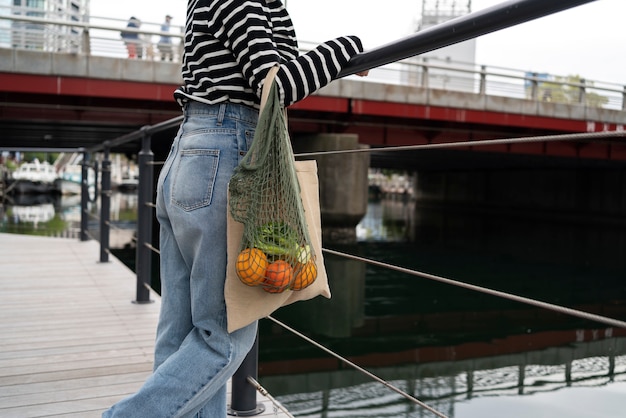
left=2, top=193, right=625, bottom=417
left=263, top=198, right=626, bottom=417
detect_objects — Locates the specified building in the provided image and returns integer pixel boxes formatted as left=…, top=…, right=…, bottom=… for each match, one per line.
left=404, top=0, right=477, bottom=92
left=0, top=0, right=11, bottom=47
left=7, top=0, right=89, bottom=52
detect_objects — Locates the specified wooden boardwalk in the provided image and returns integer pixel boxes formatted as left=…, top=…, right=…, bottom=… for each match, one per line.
left=0, top=233, right=288, bottom=418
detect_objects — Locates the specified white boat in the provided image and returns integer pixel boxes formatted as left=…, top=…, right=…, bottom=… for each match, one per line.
left=116, top=175, right=139, bottom=192
left=9, top=159, right=60, bottom=194
left=58, top=164, right=96, bottom=195
left=12, top=203, right=55, bottom=225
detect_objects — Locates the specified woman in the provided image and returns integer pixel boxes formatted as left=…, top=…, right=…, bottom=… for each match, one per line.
left=121, top=16, right=142, bottom=59
left=104, top=1, right=366, bottom=416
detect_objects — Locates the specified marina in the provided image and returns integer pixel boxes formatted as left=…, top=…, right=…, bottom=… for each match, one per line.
left=0, top=152, right=138, bottom=199
left=5, top=159, right=58, bottom=195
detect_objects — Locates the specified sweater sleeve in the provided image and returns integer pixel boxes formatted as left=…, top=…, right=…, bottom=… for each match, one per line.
left=274, top=36, right=362, bottom=106
left=267, top=0, right=299, bottom=62
left=214, top=0, right=363, bottom=107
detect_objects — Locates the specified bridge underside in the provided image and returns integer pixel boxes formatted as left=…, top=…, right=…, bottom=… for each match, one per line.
left=1, top=73, right=625, bottom=170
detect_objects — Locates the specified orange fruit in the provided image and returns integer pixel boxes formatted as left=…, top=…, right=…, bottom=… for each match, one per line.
left=236, top=248, right=267, bottom=286
left=291, top=260, right=317, bottom=291
left=262, top=260, right=293, bottom=293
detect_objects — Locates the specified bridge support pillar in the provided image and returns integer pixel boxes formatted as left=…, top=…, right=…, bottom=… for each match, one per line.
left=291, top=133, right=369, bottom=244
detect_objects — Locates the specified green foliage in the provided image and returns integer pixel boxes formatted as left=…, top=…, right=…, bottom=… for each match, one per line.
left=4, top=158, right=18, bottom=171
left=526, top=74, right=609, bottom=107
left=22, top=152, right=59, bottom=164
left=0, top=210, right=68, bottom=237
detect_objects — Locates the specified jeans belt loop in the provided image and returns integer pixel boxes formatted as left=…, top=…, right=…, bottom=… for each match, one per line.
left=217, top=103, right=227, bottom=126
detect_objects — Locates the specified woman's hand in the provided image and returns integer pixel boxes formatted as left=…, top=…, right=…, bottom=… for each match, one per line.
left=356, top=70, right=369, bottom=77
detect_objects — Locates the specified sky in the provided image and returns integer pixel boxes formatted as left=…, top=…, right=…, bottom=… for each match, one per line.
left=90, top=0, right=626, bottom=85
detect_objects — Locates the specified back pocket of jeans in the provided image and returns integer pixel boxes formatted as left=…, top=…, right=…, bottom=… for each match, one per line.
left=171, top=148, right=220, bottom=211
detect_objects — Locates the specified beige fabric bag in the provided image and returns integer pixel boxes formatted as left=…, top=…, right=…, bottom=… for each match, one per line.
left=225, top=67, right=330, bottom=333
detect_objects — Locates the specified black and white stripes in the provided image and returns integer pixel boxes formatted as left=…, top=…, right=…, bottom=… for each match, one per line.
left=175, top=0, right=363, bottom=108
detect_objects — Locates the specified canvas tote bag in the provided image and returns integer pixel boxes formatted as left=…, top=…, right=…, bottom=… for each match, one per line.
left=225, top=67, right=330, bottom=333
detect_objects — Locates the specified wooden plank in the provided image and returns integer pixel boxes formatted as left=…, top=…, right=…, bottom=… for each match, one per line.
left=0, top=233, right=290, bottom=417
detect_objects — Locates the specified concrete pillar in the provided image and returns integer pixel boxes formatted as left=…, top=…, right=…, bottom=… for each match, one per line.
left=277, top=255, right=366, bottom=338
left=291, top=133, right=370, bottom=244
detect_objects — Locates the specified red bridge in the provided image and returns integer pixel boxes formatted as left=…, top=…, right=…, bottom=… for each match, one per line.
left=2, top=51, right=625, bottom=165
left=0, top=9, right=625, bottom=169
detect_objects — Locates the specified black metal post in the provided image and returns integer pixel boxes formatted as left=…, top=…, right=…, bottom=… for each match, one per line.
left=518, top=364, right=526, bottom=395
left=228, top=333, right=265, bottom=416
left=478, top=65, right=487, bottom=96
left=420, top=58, right=429, bottom=89
left=530, top=72, right=539, bottom=101
left=82, top=28, right=90, bottom=55
left=338, top=0, right=597, bottom=77
left=100, top=143, right=112, bottom=263
left=79, top=148, right=89, bottom=241
left=135, top=128, right=154, bottom=304
left=578, top=79, right=586, bottom=104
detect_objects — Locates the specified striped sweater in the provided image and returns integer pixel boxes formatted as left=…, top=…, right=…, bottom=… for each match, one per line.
left=174, top=0, right=364, bottom=108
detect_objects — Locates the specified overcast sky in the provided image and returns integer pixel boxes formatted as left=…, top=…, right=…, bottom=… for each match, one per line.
left=90, top=0, right=625, bottom=85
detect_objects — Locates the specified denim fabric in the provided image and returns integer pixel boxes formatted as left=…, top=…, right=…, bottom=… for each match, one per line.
left=103, top=102, right=259, bottom=418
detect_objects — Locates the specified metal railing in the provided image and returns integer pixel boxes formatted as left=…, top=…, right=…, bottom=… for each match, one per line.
left=72, top=114, right=626, bottom=418
left=0, top=5, right=184, bottom=60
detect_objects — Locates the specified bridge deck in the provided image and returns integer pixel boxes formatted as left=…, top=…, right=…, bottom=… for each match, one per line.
left=0, top=233, right=285, bottom=418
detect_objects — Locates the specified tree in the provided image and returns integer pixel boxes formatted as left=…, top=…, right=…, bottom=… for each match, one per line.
left=529, top=74, right=609, bottom=108
left=22, top=152, right=59, bottom=164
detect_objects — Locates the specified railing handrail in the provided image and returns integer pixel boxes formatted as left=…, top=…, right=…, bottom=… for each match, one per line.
left=0, top=13, right=183, bottom=39
left=395, top=58, right=625, bottom=95
left=88, top=116, right=183, bottom=153
left=337, top=0, right=598, bottom=77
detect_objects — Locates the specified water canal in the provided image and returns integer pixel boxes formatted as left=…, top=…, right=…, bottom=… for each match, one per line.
left=1, top=191, right=625, bottom=417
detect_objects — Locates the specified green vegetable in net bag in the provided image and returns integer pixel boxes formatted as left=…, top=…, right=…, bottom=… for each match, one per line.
left=229, top=81, right=317, bottom=293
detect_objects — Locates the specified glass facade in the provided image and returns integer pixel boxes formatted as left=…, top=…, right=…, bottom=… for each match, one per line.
left=9, top=0, right=88, bottom=51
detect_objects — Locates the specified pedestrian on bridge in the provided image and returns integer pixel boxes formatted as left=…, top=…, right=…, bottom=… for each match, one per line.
left=103, top=1, right=367, bottom=417
left=121, top=16, right=142, bottom=59
left=158, top=15, right=174, bottom=61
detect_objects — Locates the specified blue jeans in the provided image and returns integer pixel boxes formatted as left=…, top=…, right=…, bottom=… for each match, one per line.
left=103, top=102, right=259, bottom=417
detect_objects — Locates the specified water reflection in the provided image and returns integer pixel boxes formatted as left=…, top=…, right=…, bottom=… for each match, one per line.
left=0, top=191, right=138, bottom=244
left=262, top=197, right=626, bottom=417
left=266, top=340, right=626, bottom=418
left=357, top=197, right=416, bottom=242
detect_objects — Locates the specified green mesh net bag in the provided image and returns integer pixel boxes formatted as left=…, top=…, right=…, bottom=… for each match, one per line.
left=228, top=81, right=317, bottom=294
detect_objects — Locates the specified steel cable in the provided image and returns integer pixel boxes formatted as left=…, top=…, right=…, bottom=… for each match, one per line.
left=295, top=130, right=626, bottom=158
left=246, top=377, right=296, bottom=418
left=266, top=315, right=449, bottom=418
left=323, top=248, right=626, bottom=329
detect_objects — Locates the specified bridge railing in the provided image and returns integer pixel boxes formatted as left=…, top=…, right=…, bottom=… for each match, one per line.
left=1, top=7, right=625, bottom=111
left=334, top=54, right=626, bottom=111
left=0, top=6, right=184, bottom=60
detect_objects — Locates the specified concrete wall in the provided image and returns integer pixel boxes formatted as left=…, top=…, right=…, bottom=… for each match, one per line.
left=1, top=48, right=624, bottom=125
left=0, top=49, right=182, bottom=84
left=292, top=133, right=370, bottom=244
